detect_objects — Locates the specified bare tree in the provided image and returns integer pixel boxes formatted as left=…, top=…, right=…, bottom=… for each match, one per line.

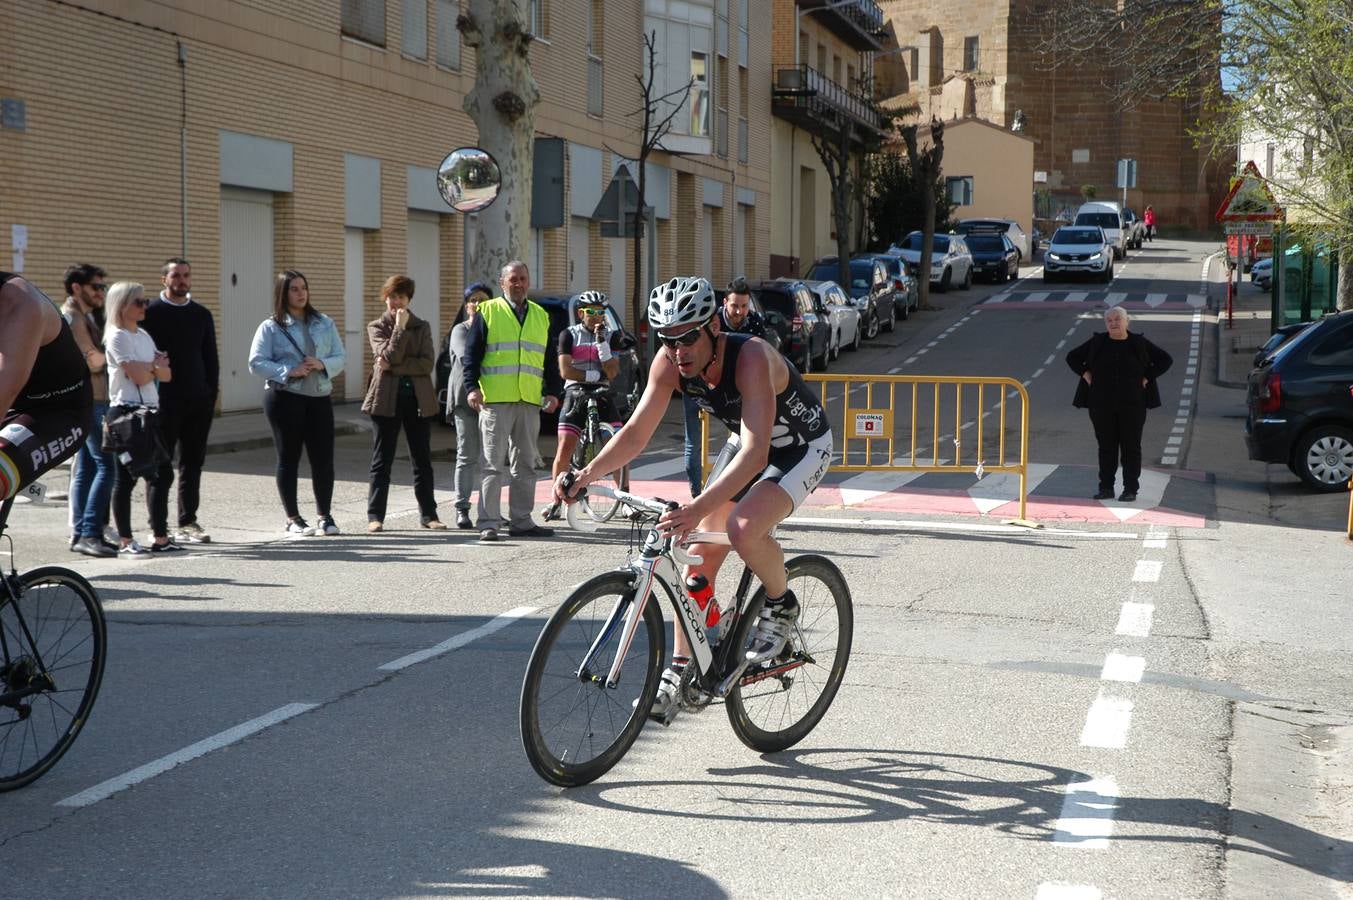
left=458, top=0, right=540, bottom=283
left=609, top=31, right=693, bottom=342
left=809, top=116, right=864, bottom=291
left=900, top=118, right=945, bottom=309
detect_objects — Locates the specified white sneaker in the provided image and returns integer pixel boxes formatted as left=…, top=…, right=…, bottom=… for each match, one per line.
left=118, top=540, right=149, bottom=556
left=632, top=666, right=684, bottom=726
left=317, top=515, right=340, bottom=536
left=176, top=522, right=211, bottom=543
left=286, top=518, right=316, bottom=536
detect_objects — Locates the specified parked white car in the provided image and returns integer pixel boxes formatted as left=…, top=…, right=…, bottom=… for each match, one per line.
left=889, top=231, right=975, bottom=292
left=1074, top=202, right=1128, bottom=259
left=803, top=279, right=862, bottom=358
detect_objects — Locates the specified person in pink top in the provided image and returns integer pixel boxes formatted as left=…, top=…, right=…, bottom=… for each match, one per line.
left=1143, top=205, right=1157, bottom=242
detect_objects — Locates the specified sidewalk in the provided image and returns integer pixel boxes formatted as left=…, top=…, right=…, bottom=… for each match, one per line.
left=1214, top=264, right=1273, bottom=388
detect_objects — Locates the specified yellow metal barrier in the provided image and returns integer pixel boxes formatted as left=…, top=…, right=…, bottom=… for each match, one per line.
left=699, top=373, right=1037, bottom=527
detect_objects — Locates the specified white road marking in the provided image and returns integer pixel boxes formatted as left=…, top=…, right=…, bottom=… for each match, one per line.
left=1115, top=601, right=1154, bottom=637
left=904, top=356, right=919, bottom=365
left=888, top=366, right=904, bottom=375
left=1132, top=560, right=1163, bottom=582
left=1032, top=367, right=1045, bottom=379
left=1055, top=340, right=1067, bottom=350
left=1044, top=354, right=1056, bottom=366
left=379, top=606, right=538, bottom=671
left=1104, top=292, right=1127, bottom=306
left=57, top=703, right=320, bottom=808
left=1053, top=776, right=1120, bottom=847
left=1101, top=651, right=1146, bottom=683
left=1026, top=292, right=1049, bottom=302
left=1145, top=292, right=1166, bottom=307
left=1080, top=693, right=1134, bottom=748
left=1065, top=292, right=1088, bottom=303
left=1143, top=535, right=1168, bottom=549
left=788, top=514, right=1139, bottom=539
left=1037, top=884, right=1103, bottom=900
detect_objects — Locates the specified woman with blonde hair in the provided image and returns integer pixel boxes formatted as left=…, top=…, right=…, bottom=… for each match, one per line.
left=362, top=274, right=443, bottom=531
left=103, top=281, right=180, bottom=554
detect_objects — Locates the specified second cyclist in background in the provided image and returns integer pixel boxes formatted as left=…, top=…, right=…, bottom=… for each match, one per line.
left=543, top=292, right=625, bottom=522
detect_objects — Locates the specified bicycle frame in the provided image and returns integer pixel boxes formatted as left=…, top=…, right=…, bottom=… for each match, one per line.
left=569, top=488, right=757, bottom=698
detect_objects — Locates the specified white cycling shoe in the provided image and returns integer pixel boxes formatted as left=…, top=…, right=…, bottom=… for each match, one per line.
left=744, top=590, right=800, bottom=664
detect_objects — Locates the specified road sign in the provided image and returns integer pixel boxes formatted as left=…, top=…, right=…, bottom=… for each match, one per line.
left=1115, top=158, right=1137, bottom=189
left=1216, top=161, right=1283, bottom=222
left=1224, top=221, right=1275, bottom=236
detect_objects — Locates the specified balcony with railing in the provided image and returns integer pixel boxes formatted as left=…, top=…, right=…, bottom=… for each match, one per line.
left=772, top=64, right=885, bottom=143
left=795, top=0, right=885, bottom=52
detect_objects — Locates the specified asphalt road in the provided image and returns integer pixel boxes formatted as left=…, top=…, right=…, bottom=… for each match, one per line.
left=3, top=240, right=1350, bottom=899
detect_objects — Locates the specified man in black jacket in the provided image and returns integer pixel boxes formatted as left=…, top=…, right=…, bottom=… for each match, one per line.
left=1065, top=307, right=1172, bottom=503
left=143, top=257, right=219, bottom=542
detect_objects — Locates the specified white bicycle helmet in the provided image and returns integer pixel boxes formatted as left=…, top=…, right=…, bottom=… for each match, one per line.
left=647, top=276, right=717, bottom=329
left=569, top=290, right=610, bottom=318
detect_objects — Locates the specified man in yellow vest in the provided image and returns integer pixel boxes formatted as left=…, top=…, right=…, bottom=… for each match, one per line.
left=463, top=260, right=561, bottom=541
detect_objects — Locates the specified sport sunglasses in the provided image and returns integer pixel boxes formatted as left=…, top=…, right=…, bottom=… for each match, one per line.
left=658, top=326, right=704, bottom=349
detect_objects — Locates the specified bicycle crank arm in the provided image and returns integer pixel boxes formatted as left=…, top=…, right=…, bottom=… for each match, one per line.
left=714, top=656, right=754, bottom=698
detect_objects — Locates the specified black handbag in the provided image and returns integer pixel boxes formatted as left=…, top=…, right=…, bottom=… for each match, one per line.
left=103, top=386, right=170, bottom=479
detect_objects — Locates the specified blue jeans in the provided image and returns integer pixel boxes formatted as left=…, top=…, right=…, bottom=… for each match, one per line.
left=682, top=394, right=704, bottom=497
left=69, top=402, right=113, bottom=538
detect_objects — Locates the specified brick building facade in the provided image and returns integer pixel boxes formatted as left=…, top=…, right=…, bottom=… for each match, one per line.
left=2, top=0, right=771, bottom=411
left=876, top=0, right=1230, bottom=230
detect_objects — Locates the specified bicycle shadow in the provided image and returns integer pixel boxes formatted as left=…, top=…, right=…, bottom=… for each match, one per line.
left=565, top=746, right=1353, bottom=882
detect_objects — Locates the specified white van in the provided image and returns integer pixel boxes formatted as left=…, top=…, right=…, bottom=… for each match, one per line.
left=1074, top=202, right=1128, bottom=259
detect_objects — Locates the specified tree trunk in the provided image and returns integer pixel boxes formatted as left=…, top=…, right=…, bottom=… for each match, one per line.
left=460, top=0, right=540, bottom=285
left=633, top=165, right=646, bottom=345
left=919, top=179, right=936, bottom=308
left=1339, top=254, right=1353, bottom=312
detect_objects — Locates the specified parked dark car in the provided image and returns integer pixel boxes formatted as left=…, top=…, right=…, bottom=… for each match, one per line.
left=964, top=232, right=1021, bottom=283
left=1251, top=321, right=1312, bottom=367
left=1245, top=310, right=1353, bottom=491
left=747, top=279, right=832, bottom=373
left=852, top=252, right=914, bottom=323
left=804, top=256, right=891, bottom=339
left=436, top=294, right=643, bottom=433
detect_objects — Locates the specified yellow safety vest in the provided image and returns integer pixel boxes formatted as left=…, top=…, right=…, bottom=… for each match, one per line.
left=478, top=296, right=549, bottom=405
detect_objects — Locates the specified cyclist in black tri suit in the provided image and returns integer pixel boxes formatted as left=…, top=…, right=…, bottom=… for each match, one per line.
left=555, top=276, right=833, bottom=722
left=1, top=272, right=95, bottom=501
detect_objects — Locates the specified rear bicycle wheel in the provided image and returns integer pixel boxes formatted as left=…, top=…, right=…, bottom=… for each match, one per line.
left=520, top=572, right=665, bottom=787
left=0, top=566, right=107, bottom=791
left=725, top=555, right=852, bottom=754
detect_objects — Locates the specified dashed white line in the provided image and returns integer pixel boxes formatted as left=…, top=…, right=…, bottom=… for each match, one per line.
left=1101, top=651, right=1146, bottom=683
left=1044, top=354, right=1056, bottom=366
left=1037, top=884, right=1104, bottom=900
left=1132, top=560, right=1163, bottom=582
left=1115, top=601, right=1155, bottom=637
left=379, top=606, right=538, bottom=671
left=1052, top=776, right=1121, bottom=847
left=57, top=702, right=320, bottom=808
left=1080, top=692, right=1134, bottom=748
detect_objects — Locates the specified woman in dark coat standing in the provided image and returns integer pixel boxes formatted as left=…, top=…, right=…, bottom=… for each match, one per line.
left=362, top=275, right=444, bottom=531
left=1066, top=307, right=1173, bottom=502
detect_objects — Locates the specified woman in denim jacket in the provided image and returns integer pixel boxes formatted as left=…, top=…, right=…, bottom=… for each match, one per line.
left=248, top=269, right=346, bottom=536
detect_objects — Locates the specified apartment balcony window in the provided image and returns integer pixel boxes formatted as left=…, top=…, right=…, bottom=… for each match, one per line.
left=342, top=0, right=386, bottom=46
left=738, top=116, right=749, bottom=163
left=794, top=0, right=884, bottom=52
left=691, top=52, right=711, bottom=137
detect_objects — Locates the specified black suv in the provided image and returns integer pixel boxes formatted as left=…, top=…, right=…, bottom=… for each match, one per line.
left=804, top=256, right=893, bottom=339
left=1246, top=310, right=1353, bottom=491
left=964, top=231, right=1020, bottom=283
left=747, top=279, right=832, bottom=373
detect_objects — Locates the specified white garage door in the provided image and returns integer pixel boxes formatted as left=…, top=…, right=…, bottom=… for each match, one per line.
left=343, top=228, right=366, bottom=401
left=406, top=212, right=441, bottom=351
left=219, top=188, right=274, bottom=411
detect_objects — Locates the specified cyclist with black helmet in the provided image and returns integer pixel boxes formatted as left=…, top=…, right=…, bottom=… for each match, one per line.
left=542, top=291, right=627, bottom=522
left=554, top=276, right=833, bottom=722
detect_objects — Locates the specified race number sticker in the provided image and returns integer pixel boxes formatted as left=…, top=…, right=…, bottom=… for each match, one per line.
left=23, top=480, right=47, bottom=503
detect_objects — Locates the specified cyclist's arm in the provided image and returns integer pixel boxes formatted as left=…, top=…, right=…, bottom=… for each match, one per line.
left=570, top=352, right=679, bottom=494
left=689, top=340, right=777, bottom=512
left=558, top=353, right=587, bottom=382
left=0, top=278, right=55, bottom=413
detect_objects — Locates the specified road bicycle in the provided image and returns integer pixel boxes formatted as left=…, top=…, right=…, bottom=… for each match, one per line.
left=0, top=495, right=107, bottom=790
left=567, top=384, right=630, bottom=523
left=519, top=483, right=853, bottom=787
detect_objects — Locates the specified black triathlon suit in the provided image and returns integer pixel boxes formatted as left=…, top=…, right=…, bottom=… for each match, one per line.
left=1, top=272, right=94, bottom=501
left=680, top=332, right=833, bottom=508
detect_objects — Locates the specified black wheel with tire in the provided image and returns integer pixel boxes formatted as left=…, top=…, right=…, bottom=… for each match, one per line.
left=829, top=330, right=840, bottom=361
left=850, top=323, right=862, bottom=352
left=0, top=567, right=106, bottom=791
left=883, top=301, right=897, bottom=333
left=520, top=572, right=665, bottom=787
left=864, top=310, right=880, bottom=340
left=898, top=295, right=910, bottom=320
left=724, top=555, right=853, bottom=754
left=1293, top=425, right=1353, bottom=492
left=937, top=269, right=952, bottom=292
left=961, top=266, right=973, bottom=290
left=1102, top=264, right=1114, bottom=284
left=799, top=343, right=813, bottom=374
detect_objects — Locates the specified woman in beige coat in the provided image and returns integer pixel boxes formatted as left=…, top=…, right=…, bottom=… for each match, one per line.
left=362, top=275, right=444, bottom=531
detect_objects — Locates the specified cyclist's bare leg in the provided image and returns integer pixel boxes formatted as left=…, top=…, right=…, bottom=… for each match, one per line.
left=725, top=481, right=793, bottom=599
left=674, top=499, right=735, bottom=660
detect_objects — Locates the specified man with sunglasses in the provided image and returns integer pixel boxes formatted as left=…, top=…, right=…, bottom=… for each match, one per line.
left=61, top=264, right=118, bottom=556
left=542, top=291, right=625, bottom=522
left=555, top=276, right=833, bottom=723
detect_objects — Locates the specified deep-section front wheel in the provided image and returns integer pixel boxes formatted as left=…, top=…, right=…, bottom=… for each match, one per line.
left=725, top=555, right=852, bottom=754
left=0, top=567, right=107, bottom=791
left=520, top=572, right=665, bottom=787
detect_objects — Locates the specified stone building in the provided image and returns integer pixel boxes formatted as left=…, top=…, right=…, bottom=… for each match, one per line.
left=1, top=0, right=771, bottom=411
left=876, top=0, right=1229, bottom=230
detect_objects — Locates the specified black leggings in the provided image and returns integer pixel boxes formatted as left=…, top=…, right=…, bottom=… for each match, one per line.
left=1090, top=406, right=1147, bottom=493
left=263, top=389, right=335, bottom=520
left=113, top=459, right=169, bottom=540
left=367, top=391, right=438, bottom=523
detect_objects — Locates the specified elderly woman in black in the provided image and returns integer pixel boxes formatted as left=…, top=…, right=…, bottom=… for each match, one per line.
left=1066, top=307, right=1173, bottom=503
